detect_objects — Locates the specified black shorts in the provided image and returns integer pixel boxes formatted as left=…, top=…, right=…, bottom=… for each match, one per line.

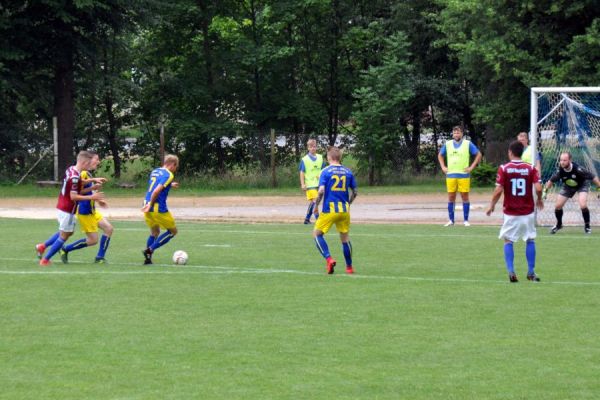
left=559, top=181, right=590, bottom=198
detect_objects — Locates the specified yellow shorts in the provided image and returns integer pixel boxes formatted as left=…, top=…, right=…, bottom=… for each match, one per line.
left=306, top=189, right=318, bottom=201
left=446, top=178, right=470, bottom=193
left=145, top=210, right=176, bottom=230
left=78, top=212, right=103, bottom=233
left=314, top=212, right=350, bottom=234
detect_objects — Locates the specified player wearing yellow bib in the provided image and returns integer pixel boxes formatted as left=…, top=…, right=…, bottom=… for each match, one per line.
left=141, top=154, right=179, bottom=265
left=299, top=139, right=326, bottom=224
left=59, top=152, right=113, bottom=264
left=437, top=126, right=482, bottom=226
left=517, top=131, right=541, bottom=172
left=313, top=146, right=357, bottom=274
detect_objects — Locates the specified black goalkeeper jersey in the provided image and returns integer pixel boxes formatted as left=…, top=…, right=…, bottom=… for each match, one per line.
left=549, top=162, right=595, bottom=189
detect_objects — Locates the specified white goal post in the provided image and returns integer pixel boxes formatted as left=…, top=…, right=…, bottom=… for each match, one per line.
left=530, top=87, right=600, bottom=227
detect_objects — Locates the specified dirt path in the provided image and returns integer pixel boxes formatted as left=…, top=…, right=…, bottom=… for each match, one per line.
left=0, top=194, right=502, bottom=225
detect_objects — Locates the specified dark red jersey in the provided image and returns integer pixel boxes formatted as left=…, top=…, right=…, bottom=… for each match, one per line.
left=496, top=160, right=540, bottom=216
left=56, top=166, right=82, bottom=213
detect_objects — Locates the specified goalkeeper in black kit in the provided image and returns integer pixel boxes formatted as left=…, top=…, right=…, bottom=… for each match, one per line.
left=544, top=152, right=600, bottom=234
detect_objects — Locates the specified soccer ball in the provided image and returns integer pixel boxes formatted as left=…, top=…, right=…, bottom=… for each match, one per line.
left=172, top=250, right=188, bottom=265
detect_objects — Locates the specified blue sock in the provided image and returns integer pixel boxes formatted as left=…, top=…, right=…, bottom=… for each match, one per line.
left=97, top=235, right=111, bottom=259
left=463, top=202, right=470, bottom=221
left=147, top=235, right=156, bottom=248
left=305, top=202, right=315, bottom=221
left=526, top=240, right=536, bottom=275
left=44, top=232, right=60, bottom=248
left=314, top=235, right=330, bottom=259
left=504, top=242, right=515, bottom=274
left=150, top=231, right=175, bottom=251
left=64, top=238, right=88, bottom=253
left=448, top=202, right=455, bottom=222
left=44, top=238, right=66, bottom=260
left=342, top=242, right=352, bottom=266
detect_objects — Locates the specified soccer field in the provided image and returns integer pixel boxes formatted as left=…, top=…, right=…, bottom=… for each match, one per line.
left=1, top=218, right=600, bottom=399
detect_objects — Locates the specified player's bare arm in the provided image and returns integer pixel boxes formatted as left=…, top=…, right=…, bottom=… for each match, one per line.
left=171, top=182, right=179, bottom=189
left=313, top=187, right=324, bottom=215
left=299, top=171, right=307, bottom=190
left=486, top=185, right=504, bottom=215
left=465, top=151, right=482, bottom=173
left=82, top=177, right=107, bottom=184
left=535, top=182, right=544, bottom=210
left=141, top=184, right=165, bottom=212
left=349, top=188, right=358, bottom=204
left=70, top=191, right=105, bottom=202
left=437, top=153, right=448, bottom=174
left=81, top=183, right=102, bottom=194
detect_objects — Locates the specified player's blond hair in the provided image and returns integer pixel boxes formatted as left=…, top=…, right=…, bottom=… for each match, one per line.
left=163, top=154, right=179, bottom=167
left=77, top=150, right=95, bottom=162
left=327, top=146, right=342, bottom=162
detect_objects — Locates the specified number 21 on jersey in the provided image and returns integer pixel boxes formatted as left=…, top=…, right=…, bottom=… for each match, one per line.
left=331, top=175, right=346, bottom=191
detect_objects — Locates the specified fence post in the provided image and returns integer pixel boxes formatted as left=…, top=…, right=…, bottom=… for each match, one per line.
left=53, top=116, right=58, bottom=181
left=270, top=128, right=277, bottom=187
left=159, top=118, right=165, bottom=164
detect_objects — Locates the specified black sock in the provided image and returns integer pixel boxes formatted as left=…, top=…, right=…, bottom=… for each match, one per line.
left=555, top=209, right=563, bottom=227
left=582, top=207, right=590, bottom=227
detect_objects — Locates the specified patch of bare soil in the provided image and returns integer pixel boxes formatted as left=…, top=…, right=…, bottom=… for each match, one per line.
left=0, top=193, right=500, bottom=225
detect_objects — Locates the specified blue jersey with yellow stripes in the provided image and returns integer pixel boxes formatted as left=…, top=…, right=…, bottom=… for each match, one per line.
left=144, top=167, right=174, bottom=213
left=77, top=170, right=95, bottom=215
left=319, top=164, right=357, bottom=213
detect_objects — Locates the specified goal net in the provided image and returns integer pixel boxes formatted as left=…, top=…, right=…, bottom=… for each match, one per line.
left=531, top=87, right=600, bottom=227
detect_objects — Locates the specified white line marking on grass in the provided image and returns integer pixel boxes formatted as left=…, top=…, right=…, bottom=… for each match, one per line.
left=114, top=227, right=599, bottom=240
left=1, top=257, right=600, bottom=286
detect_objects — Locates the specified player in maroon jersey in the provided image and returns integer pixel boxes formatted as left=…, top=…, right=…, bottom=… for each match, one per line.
left=35, top=151, right=105, bottom=266
left=486, top=141, right=544, bottom=283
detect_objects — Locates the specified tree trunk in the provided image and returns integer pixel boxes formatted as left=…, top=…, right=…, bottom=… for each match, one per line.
left=462, top=80, right=478, bottom=146
left=327, top=0, right=341, bottom=146
left=54, top=49, right=75, bottom=176
left=411, top=109, right=421, bottom=173
left=431, top=105, right=439, bottom=173
left=104, top=93, right=121, bottom=178
left=103, top=40, right=121, bottom=178
left=368, top=153, right=375, bottom=186
left=198, top=0, right=225, bottom=174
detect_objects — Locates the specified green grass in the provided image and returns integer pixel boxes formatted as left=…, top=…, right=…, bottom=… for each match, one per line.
left=2, top=219, right=599, bottom=399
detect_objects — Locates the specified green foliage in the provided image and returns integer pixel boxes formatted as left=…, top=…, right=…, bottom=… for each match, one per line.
left=2, top=0, right=600, bottom=185
left=471, top=160, right=497, bottom=186
left=436, top=0, right=600, bottom=140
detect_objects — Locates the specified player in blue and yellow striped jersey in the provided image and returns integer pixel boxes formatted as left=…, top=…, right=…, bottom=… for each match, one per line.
left=59, top=152, right=113, bottom=264
left=312, top=146, right=357, bottom=274
left=141, top=154, right=179, bottom=265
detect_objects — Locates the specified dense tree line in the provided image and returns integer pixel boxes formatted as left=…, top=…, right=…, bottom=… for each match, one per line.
left=1, top=0, right=598, bottom=184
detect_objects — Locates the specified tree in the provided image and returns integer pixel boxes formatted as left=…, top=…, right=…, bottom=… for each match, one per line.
left=352, top=32, right=414, bottom=185
left=1, top=1, right=144, bottom=175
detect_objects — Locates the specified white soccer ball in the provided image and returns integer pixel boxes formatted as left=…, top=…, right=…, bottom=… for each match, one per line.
left=172, top=250, right=188, bottom=265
